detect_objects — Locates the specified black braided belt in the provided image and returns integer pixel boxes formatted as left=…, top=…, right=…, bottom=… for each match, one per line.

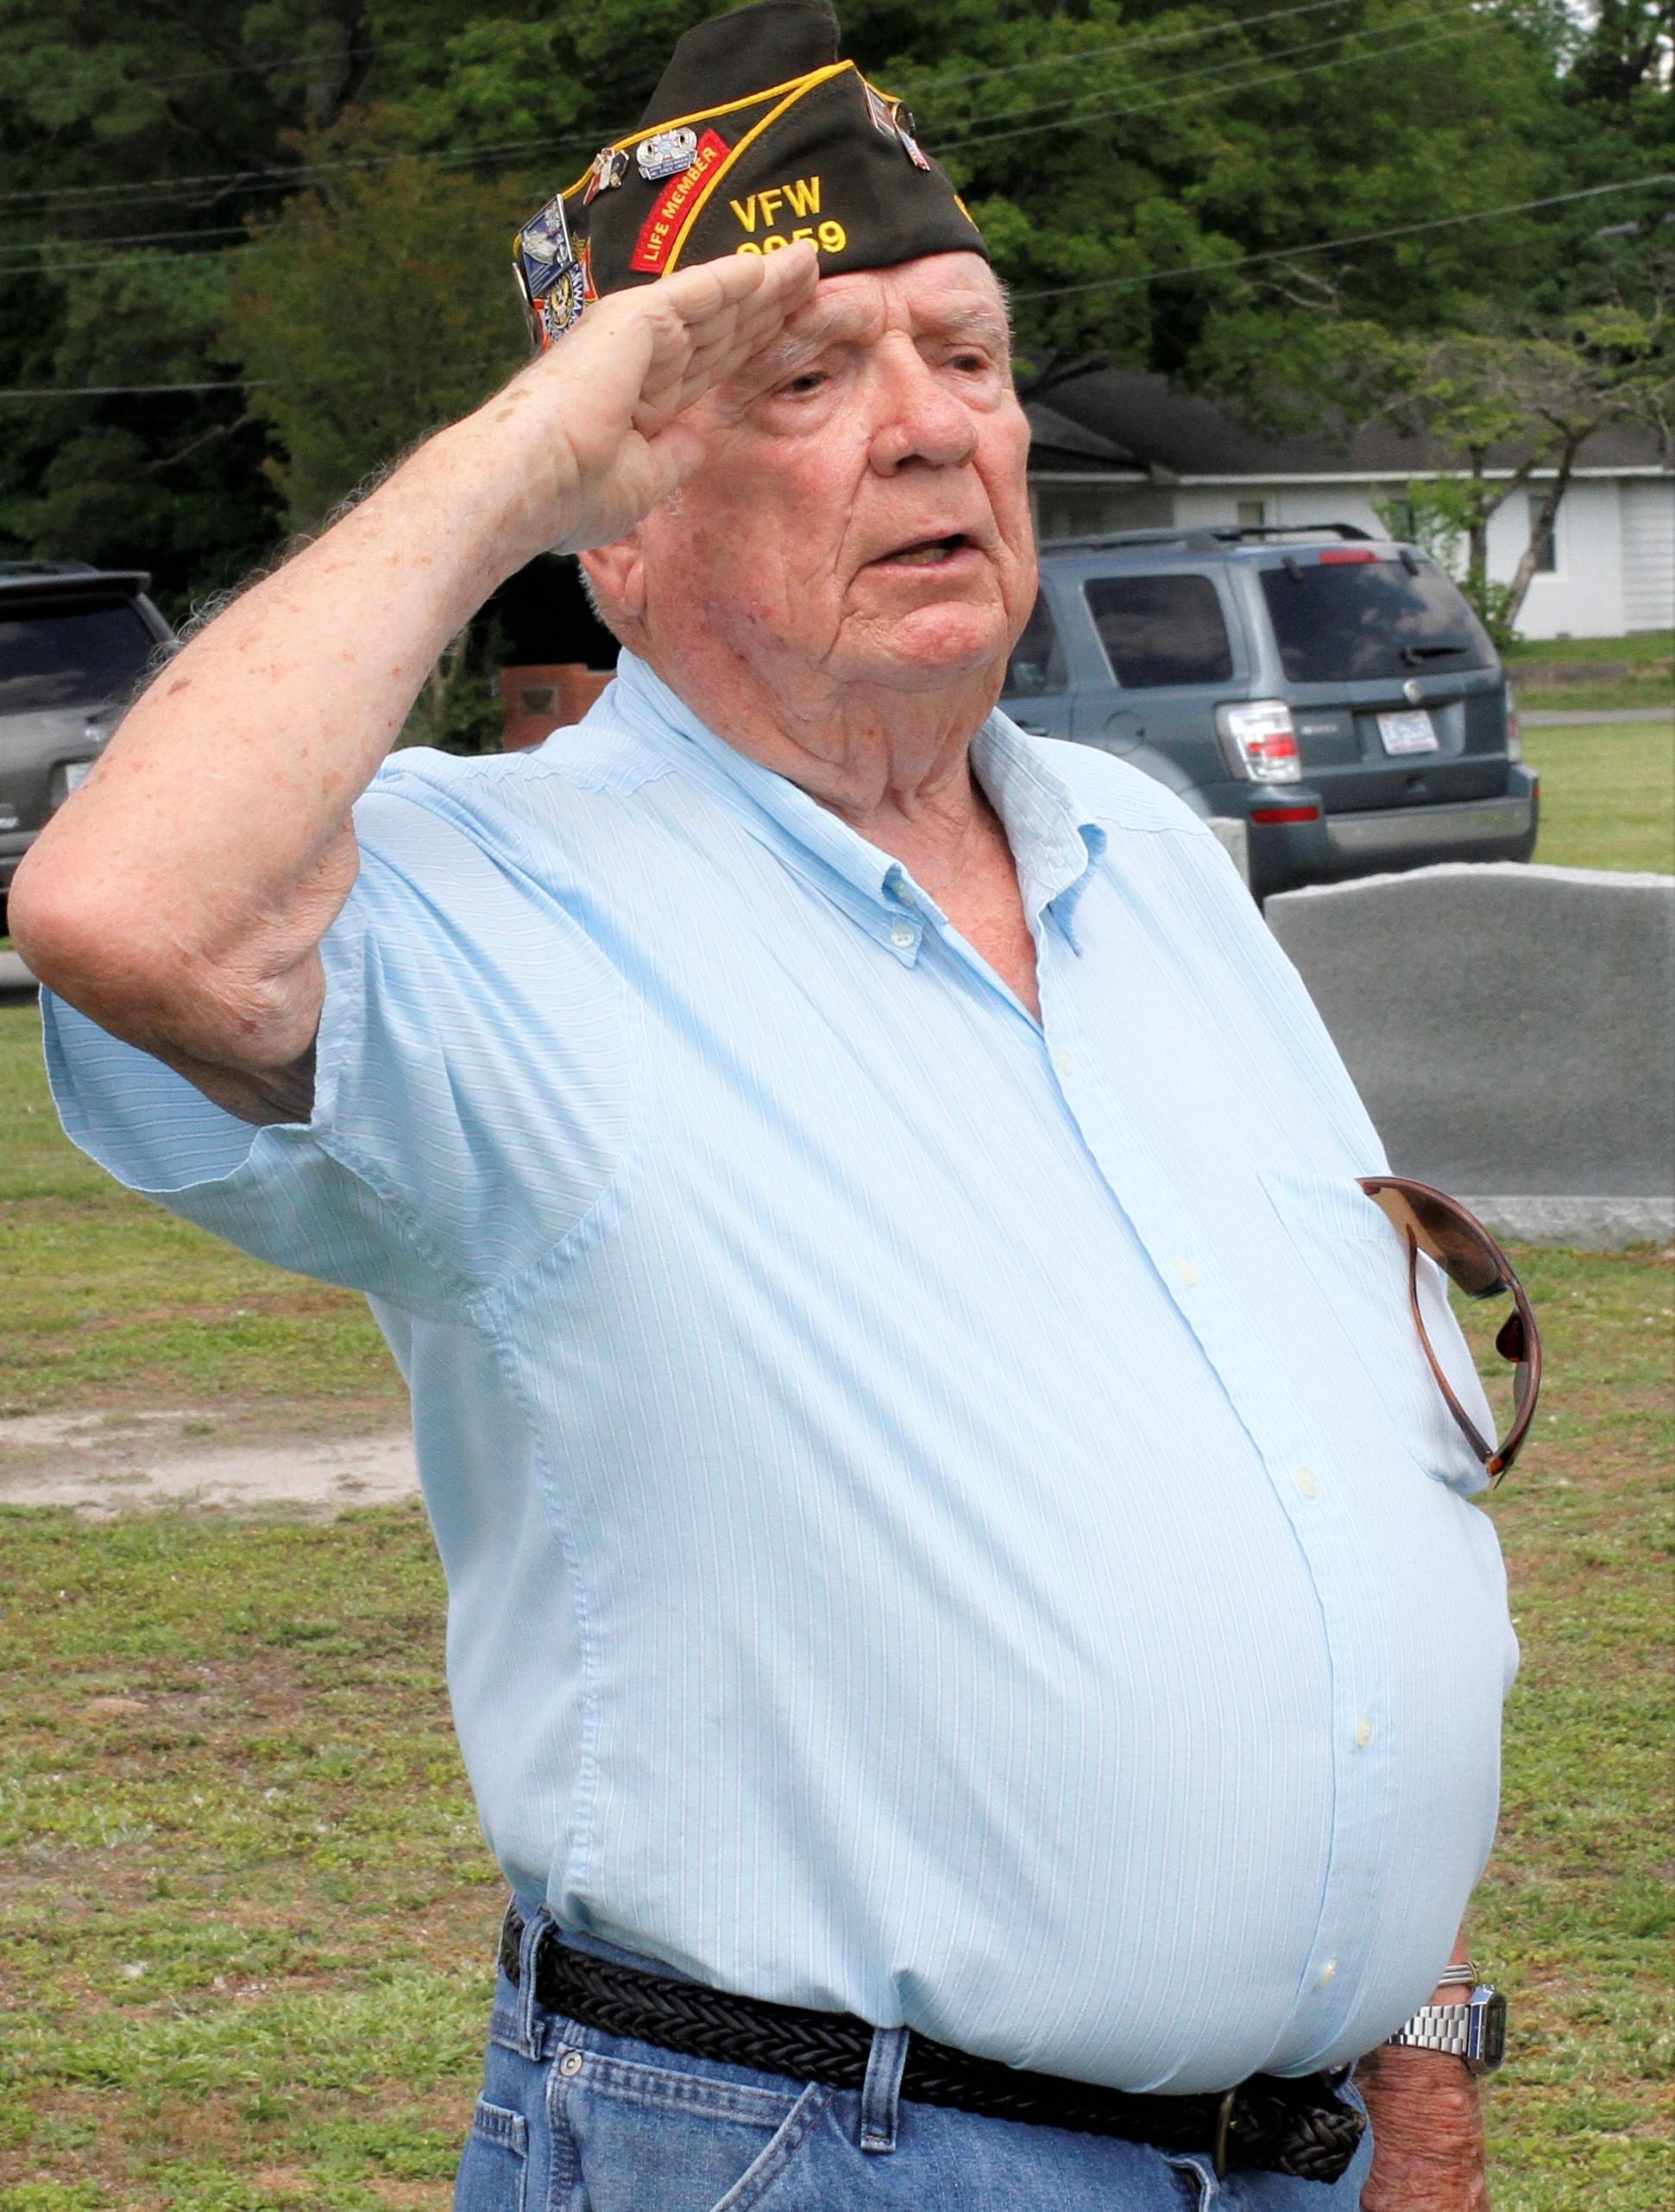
left=500, top=1910, right=1364, bottom=2183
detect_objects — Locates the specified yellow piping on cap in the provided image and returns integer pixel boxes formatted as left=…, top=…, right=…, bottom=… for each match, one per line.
left=560, top=60, right=854, bottom=204
left=663, top=66, right=849, bottom=275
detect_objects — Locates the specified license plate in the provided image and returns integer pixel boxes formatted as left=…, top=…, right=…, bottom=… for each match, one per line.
left=1376, top=709, right=1438, bottom=755
left=63, top=760, right=92, bottom=791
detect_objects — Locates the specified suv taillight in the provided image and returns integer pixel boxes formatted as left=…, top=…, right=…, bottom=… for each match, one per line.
left=1216, top=700, right=1301, bottom=782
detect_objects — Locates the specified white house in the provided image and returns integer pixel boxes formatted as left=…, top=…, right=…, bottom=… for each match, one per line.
left=1026, top=373, right=1674, bottom=641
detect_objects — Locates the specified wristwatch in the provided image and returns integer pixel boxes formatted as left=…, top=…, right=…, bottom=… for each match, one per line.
left=1384, top=1969, right=1508, bottom=2074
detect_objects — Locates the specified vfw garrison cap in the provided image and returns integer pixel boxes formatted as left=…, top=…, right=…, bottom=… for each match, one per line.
left=514, top=0, right=986, bottom=346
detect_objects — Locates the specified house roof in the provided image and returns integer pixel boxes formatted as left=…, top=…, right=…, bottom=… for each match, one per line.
left=1029, top=370, right=1674, bottom=479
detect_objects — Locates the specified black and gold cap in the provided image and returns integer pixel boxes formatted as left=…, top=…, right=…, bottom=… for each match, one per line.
left=513, top=0, right=985, bottom=346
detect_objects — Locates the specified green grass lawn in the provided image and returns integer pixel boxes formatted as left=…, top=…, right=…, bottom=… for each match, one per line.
left=0, top=1244, right=1669, bottom=2208
left=0, top=1005, right=400, bottom=1418
left=1523, top=720, right=1675, bottom=875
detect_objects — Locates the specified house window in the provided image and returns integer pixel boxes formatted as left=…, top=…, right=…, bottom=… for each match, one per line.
left=1531, top=497, right=1558, bottom=573
left=1236, top=499, right=1267, bottom=528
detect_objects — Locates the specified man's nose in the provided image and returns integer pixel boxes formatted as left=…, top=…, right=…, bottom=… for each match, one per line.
left=866, top=344, right=979, bottom=473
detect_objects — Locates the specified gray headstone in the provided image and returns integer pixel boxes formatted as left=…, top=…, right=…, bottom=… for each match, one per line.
left=1266, top=864, right=1674, bottom=1233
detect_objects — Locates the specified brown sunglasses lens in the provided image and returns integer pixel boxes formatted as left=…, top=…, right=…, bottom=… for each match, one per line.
left=1360, top=1174, right=1543, bottom=1482
left=1363, top=1182, right=1506, bottom=1299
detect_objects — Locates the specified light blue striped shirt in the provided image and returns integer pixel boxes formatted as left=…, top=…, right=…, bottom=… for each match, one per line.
left=43, top=649, right=1516, bottom=2093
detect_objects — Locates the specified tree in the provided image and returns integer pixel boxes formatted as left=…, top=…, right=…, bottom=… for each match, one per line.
left=3, top=0, right=1667, bottom=626
left=1363, top=283, right=1672, bottom=640
left=224, top=152, right=534, bottom=528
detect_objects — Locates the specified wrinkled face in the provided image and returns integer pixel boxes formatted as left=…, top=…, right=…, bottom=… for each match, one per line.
left=618, top=253, right=1036, bottom=702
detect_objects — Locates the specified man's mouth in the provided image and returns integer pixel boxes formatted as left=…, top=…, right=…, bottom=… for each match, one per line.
left=871, top=533, right=974, bottom=568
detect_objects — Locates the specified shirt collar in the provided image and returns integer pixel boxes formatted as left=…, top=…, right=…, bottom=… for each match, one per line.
left=612, top=650, right=1104, bottom=955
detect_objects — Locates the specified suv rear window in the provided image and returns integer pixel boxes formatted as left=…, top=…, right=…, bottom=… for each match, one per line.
left=0, top=597, right=156, bottom=715
left=1084, top=574, right=1233, bottom=688
left=1258, top=556, right=1495, bottom=683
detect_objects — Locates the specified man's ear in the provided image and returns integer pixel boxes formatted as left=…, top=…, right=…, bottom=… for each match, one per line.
left=580, top=538, right=645, bottom=629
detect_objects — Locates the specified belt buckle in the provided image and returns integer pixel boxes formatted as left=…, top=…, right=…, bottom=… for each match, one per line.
left=1212, top=2085, right=1238, bottom=2177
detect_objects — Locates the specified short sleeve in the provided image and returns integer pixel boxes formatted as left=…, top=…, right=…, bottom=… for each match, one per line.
left=41, top=773, right=636, bottom=1312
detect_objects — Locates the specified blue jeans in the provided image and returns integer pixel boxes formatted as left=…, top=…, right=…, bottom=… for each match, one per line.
left=454, top=1906, right=1373, bottom=2211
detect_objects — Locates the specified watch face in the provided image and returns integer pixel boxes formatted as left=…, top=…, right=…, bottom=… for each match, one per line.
left=1470, top=1988, right=1508, bottom=2071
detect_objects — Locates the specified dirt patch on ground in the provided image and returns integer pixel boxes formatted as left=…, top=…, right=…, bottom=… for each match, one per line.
left=0, top=1401, right=417, bottom=1515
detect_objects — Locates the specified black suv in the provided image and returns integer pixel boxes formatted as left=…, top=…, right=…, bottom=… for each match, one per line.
left=1004, top=524, right=1539, bottom=901
left=0, top=561, right=173, bottom=931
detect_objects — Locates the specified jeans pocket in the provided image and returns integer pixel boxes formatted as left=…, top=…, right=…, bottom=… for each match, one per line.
left=559, top=2039, right=832, bottom=2212
left=454, top=2095, right=528, bottom=2212
left=707, top=2082, right=831, bottom=2211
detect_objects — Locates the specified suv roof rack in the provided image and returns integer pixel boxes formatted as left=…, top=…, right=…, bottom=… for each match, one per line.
left=1040, top=522, right=1377, bottom=554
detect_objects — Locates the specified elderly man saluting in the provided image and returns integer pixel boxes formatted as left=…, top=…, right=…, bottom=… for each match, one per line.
left=15, top=3, right=1521, bottom=2205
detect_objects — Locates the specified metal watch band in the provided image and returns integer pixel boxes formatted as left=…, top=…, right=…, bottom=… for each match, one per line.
left=1384, top=1986, right=1507, bottom=2074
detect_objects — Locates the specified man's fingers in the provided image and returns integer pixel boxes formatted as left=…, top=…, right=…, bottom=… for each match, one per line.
left=658, top=239, right=819, bottom=338
left=631, top=243, right=818, bottom=430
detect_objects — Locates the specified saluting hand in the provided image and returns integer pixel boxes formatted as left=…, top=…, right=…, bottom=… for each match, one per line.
left=478, top=242, right=820, bottom=567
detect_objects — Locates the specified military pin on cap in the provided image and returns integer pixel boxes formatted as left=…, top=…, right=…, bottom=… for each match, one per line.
left=583, top=145, right=630, bottom=204
left=862, top=80, right=896, bottom=138
left=636, top=125, right=699, bottom=180
left=514, top=191, right=585, bottom=347
left=892, top=104, right=931, bottom=170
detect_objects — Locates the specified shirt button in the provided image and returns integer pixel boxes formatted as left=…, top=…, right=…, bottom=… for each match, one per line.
left=1174, top=1257, right=1199, bottom=1288
left=890, top=923, right=915, bottom=950
left=559, top=2049, right=583, bottom=2076
left=1354, top=1715, right=1375, bottom=1749
left=1293, top=1465, right=1319, bottom=1498
left=1055, top=1051, right=1075, bottom=1076
left=1318, top=1958, right=1338, bottom=1987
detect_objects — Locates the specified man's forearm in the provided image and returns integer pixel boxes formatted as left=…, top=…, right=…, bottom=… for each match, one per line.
left=9, top=245, right=820, bottom=1087
left=1357, top=1932, right=1489, bottom=2211
left=10, top=413, right=525, bottom=1070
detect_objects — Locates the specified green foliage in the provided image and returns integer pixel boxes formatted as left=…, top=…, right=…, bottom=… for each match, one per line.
left=226, top=154, right=533, bottom=529
left=0, top=2, right=1670, bottom=619
left=397, top=618, right=507, bottom=753
left=1363, top=297, right=1673, bottom=640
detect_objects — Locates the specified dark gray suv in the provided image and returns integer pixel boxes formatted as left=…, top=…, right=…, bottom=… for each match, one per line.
left=1004, top=524, right=1539, bottom=902
left=0, top=561, right=173, bottom=931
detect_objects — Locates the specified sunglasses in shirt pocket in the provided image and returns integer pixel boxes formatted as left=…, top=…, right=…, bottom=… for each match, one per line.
left=1257, top=1167, right=1493, bottom=1490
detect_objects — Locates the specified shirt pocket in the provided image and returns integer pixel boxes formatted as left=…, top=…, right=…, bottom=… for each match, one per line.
left=1257, top=1167, right=1493, bottom=1492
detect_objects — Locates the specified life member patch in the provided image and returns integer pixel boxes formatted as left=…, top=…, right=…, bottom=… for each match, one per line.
left=630, top=128, right=732, bottom=274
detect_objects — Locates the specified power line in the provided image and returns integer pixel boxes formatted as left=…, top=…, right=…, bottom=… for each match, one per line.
left=0, top=0, right=1504, bottom=214
left=937, top=0, right=1481, bottom=149
left=0, top=224, right=248, bottom=273
left=2, top=171, right=1663, bottom=400
left=0, top=379, right=261, bottom=400
left=896, top=0, right=1382, bottom=91
left=959, top=16, right=1499, bottom=148
left=1011, top=173, right=1675, bottom=299
left=0, top=128, right=600, bottom=211
left=0, top=13, right=1552, bottom=286
left=0, top=43, right=376, bottom=104
left=0, top=1, right=1506, bottom=262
